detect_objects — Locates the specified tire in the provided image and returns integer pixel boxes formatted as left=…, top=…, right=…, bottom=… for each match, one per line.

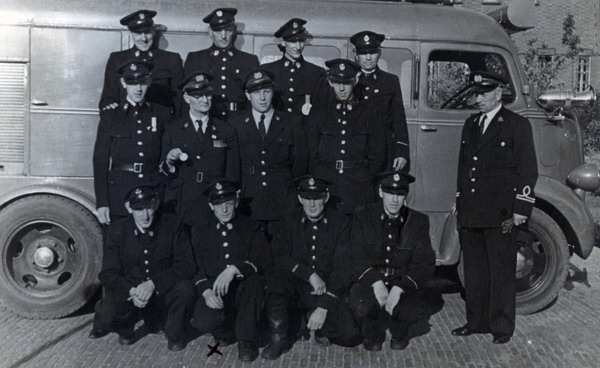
left=515, top=208, right=569, bottom=315
left=0, top=195, right=103, bottom=319
left=456, top=208, right=569, bottom=315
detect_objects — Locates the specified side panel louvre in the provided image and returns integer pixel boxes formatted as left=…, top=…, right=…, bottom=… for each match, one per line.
left=0, top=62, right=26, bottom=164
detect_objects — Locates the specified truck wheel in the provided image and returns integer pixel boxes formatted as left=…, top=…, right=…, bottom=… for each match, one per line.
left=0, top=195, right=102, bottom=319
left=515, top=208, right=569, bottom=315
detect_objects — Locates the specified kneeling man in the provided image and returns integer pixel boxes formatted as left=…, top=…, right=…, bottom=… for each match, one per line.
left=190, top=179, right=270, bottom=362
left=89, top=185, right=196, bottom=351
left=262, top=176, right=361, bottom=360
left=349, top=171, right=435, bottom=351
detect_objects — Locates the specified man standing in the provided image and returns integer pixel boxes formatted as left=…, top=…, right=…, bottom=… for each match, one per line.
left=184, top=8, right=259, bottom=120
left=93, top=60, right=171, bottom=225
left=229, top=68, right=308, bottom=235
left=349, top=171, right=435, bottom=351
left=350, top=31, right=409, bottom=171
left=100, top=10, right=183, bottom=115
left=305, top=58, right=386, bottom=215
left=88, top=185, right=195, bottom=352
left=261, top=176, right=361, bottom=360
left=262, top=18, right=326, bottom=116
left=161, top=72, right=240, bottom=227
left=452, top=71, right=538, bottom=344
left=190, top=179, right=269, bottom=362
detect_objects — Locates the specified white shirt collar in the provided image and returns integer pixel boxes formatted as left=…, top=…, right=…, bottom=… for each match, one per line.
left=481, top=103, right=502, bottom=134
left=189, top=111, right=209, bottom=132
left=252, top=108, right=275, bottom=132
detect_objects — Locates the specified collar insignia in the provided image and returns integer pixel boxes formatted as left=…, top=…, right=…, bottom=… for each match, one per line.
left=498, top=116, right=504, bottom=122
left=227, top=223, right=233, bottom=230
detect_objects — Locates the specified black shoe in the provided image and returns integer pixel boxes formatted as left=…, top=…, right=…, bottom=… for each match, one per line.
left=492, top=334, right=511, bottom=344
left=363, top=339, right=383, bottom=352
left=261, top=335, right=292, bottom=360
left=168, top=339, right=187, bottom=352
left=315, top=334, right=332, bottom=347
left=118, top=333, right=135, bottom=346
left=88, top=328, right=110, bottom=339
left=451, top=325, right=475, bottom=337
left=238, top=341, right=259, bottom=362
left=390, top=338, right=409, bottom=350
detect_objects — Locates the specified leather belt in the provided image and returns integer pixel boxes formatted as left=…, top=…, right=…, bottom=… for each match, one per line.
left=242, top=165, right=289, bottom=175
left=196, top=172, right=204, bottom=183
left=376, top=266, right=399, bottom=277
left=214, top=101, right=246, bottom=112
left=325, top=159, right=368, bottom=170
left=112, top=162, right=145, bottom=173
left=468, top=167, right=517, bottom=179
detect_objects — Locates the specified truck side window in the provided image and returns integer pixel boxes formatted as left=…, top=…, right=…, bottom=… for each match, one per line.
left=427, top=50, right=514, bottom=110
left=259, top=43, right=341, bottom=68
left=380, top=48, right=413, bottom=108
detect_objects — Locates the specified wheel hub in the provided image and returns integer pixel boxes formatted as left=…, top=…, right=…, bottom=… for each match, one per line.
left=33, top=246, right=55, bottom=268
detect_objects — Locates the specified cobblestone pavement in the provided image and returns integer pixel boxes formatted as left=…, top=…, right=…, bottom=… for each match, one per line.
left=1, top=245, right=599, bottom=368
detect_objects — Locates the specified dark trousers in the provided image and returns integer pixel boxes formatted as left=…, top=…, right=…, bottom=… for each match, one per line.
left=192, top=274, right=265, bottom=343
left=265, top=268, right=360, bottom=346
left=348, top=282, right=424, bottom=343
left=93, top=279, right=195, bottom=342
left=460, top=227, right=518, bottom=336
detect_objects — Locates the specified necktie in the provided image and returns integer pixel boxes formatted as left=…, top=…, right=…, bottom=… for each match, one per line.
left=196, top=120, right=205, bottom=139
left=479, top=115, right=487, bottom=136
left=258, top=114, right=267, bottom=140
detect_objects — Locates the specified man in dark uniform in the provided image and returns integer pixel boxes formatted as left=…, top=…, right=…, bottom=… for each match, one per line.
left=190, top=179, right=269, bottom=362
left=452, top=71, right=538, bottom=344
left=99, top=10, right=184, bottom=116
left=349, top=171, right=435, bottom=352
left=262, top=18, right=326, bottom=117
left=184, top=8, right=259, bottom=120
left=229, top=68, right=308, bottom=235
left=305, top=59, right=386, bottom=215
left=88, top=185, right=195, bottom=352
left=351, top=31, right=409, bottom=171
left=261, top=176, right=361, bottom=360
left=93, top=60, right=171, bottom=225
left=161, top=72, right=240, bottom=227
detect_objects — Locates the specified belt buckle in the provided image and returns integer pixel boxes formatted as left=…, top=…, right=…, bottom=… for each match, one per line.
left=133, top=163, right=143, bottom=173
left=230, top=102, right=237, bottom=112
left=249, top=165, right=255, bottom=175
left=196, top=172, right=204, bottom=183
left=335, top=160, right=343, bottom=170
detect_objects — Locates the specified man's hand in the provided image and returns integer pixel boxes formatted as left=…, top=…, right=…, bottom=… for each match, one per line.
left=372, top=280, right=389, bottom=307
left=202, top=289, right=224, bottom=309
left=392, top=157, right=408, bottom=171
left=213, top=266, right=238, bottom=298
left=101, top=102, right=118, bottom=111
left=129, top=287, right=149, bottom=308
left=501, top=218, right=514, bottom=234
left=132, top=280, right=155, bottom=303
left=513, top=214, right=527, bottom=227
left=166, top=148, right=184, bottom=169
left=307, top=307, right=328, bottom=331
left=96, top=207, right=111, bottom=225
left=309, top=273, right=326, bottom=295
left=385, top=286, right=403, bottom=315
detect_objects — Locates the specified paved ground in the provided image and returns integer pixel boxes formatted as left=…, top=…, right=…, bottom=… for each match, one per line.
left=2, top=201, right=600, bottom=368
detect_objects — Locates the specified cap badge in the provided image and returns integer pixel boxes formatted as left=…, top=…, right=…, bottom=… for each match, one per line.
left=195, top=75, right=204, bottom=82
left=339, top=63, right=345, bottom=71
left=393, top=174, right=400, bottom=182
left=308, top=178, right=315, bottom=186
left=130, top=63, right=137, bottom=71
left=139, top=13, right=145, bottom=20
left=293, top=22, right=298, bottom=28
left=216, top=10, right=223, bottom=17
left=364, top=35, right=370, bottom=42
left=254, top=72, right=263, bottom=79
left=215, top=183, right=222, bottom=190
left=474, top=74, right=482, bottom=83
left=134, top=188, right=142, bottom=195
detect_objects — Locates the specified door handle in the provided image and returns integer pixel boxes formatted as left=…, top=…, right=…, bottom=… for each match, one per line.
left=31, top=99, right=48, bottom=106
left=420, top=124, right=438, bottom=132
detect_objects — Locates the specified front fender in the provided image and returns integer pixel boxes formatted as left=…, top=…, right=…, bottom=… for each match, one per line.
left=535, top=175, right=595, bottom=259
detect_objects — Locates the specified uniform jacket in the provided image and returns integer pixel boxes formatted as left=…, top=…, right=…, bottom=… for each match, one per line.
left=99, top=47, right=184, bottom=115
left=93, top=101, right=171, bottom=217
left=456, top=106, right=538, bottom=228
left=262, top=55, right=326, bottom=116
left=271, top=207, right=352, bottom=310
left=160, top=115, right=240, bottom=225
left=357, top=68, right=409, bottom=164
left=184, top=45, right=259, bottom=119
left=351, top=203, right=435, bottom=294
left=229, top=110, right=309, bottom=221
left=99, top=213, right=195, bottom=297
left=305, top=96, right=386, bottom=213
left=191, top=215, right=270, bottom=293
